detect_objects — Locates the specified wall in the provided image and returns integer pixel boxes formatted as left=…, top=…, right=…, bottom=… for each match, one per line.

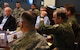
left=0, top=0, right=42, bottom=10
left=44, top=0, right=55, bottom=6
left=55, top=0, right=80, bottom=13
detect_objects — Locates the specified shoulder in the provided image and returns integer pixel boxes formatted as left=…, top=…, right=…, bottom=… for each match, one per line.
left=44, top=16, right=49, bottom=19
left=37, top=16, right=40, bottom=18
left=13, top=8, right=17, bottom=10
left=20, top=7, right=24, bottom=10
left=9, top=15, right=16, bottom=20
left=34, top=9, right=39, bottom=11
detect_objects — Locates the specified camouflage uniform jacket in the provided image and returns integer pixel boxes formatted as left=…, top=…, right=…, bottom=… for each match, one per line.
left=39, top=21, right=75, bottom=50
left=10, top=30, right=49, bottom=50
left=29, top=9, right=40, bottom=16
left=12, top=7, right=24, bottom=22
left=67, top=15, right=78, bottom=26
left=67, top=15, right=79, bottom=37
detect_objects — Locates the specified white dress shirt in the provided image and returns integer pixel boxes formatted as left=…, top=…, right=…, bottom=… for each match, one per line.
left=0, top=16, right=8, bottom=30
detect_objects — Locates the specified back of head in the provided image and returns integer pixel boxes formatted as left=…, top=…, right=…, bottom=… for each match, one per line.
left=64, top=4, right=75, bottom=14
left=20, top=11, right=35, bottom=27
left=32, top=4, right=36, bottom=7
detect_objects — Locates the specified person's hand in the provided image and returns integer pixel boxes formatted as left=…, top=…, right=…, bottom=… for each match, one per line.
left=40, top=11, right=47, bottom=17
left=35, top=26, right=39, bottom=30
left=14, top=34, right=17, bottom=39
left=40, top=18, right=44, bottom=21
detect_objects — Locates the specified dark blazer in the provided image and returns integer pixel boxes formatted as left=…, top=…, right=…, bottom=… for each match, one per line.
left=0, top=15, right=17, bottom=31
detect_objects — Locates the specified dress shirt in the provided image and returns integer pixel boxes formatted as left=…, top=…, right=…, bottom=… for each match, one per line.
left=35, top=16, right=50, bottom=27
left=0, top=16, right=8, bottom=30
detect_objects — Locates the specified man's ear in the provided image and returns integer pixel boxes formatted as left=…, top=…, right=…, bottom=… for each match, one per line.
left=19, top=22, right=23, bottom=30
left=67, top=10, right=71, bottom=14
left=21, top=22, right=24, bottom=28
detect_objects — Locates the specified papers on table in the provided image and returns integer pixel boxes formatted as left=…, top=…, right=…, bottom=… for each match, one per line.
left=15, top=31, right=23, bottom=38
left=0, top=31, right=23, bottom=43
left=0, top=33, right=5, bottom=39
left=7, top=31, right=23, bottom=43
left=7, top=35, right=14, bottom=43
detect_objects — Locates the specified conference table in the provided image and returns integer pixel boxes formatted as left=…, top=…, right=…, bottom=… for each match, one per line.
left=0, top=31, right=53, bottom=50
left=0, top=31, right=17, bottom=50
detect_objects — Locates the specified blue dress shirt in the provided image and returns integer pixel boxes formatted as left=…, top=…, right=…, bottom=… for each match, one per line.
left=35, top=16, right=50, bottom=27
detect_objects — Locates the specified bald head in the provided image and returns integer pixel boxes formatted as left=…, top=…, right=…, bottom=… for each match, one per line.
left=4, top=7, right=12, bottom=16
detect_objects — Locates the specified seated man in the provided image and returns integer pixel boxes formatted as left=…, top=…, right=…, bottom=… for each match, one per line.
left=0, top=7, right=17, bottom=31
left=64, top=4, right=80, bottom=38
left=35, top=6, right=50, bottom=34
left=10, top=11, right=49, bottom=50
left=12, top=2, right=24, bottom=22
left=29, top=4, right=39, bottom=16
left=39, top=8, right=75, bottom=50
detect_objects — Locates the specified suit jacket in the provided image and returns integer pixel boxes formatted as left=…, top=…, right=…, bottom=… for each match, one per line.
left=0, top=15, right=17, bottom=31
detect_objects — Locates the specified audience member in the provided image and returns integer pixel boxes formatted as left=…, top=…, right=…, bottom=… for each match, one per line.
left=64, top=4, right=79, bottom=38
left=0, top=7, right=17, bottom=31
left=1, top=2, right=10, bottom=16
left=12, top=2, right=24, bottom=22
left=39, top=8, right=75, bottom=50
left=35, top=6, right=50, bottom=29
left=4, top=2, right=9, bottom=8
left=10, top=11, right=49, bottom=50
left=29, top=4, right=39, bottom=16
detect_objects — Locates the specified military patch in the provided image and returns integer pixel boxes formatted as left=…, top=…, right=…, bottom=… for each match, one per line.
left=53, top=24, right=59, bottom=27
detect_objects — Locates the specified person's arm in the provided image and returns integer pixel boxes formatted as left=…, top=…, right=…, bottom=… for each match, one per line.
left=35, top=16, right=40, bottom=29
left=8, top=17, right=17, bottom=31
left=44, top=16, right=50, bottom=25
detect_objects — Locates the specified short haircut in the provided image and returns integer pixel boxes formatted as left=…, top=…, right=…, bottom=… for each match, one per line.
left=55, top=7, right=67, bottom=20
left=16, top=1, right=20, bottom=3
left=64, top=4, right=75, bottom=14
left=57, top=13, right=67, bottom=20
left=32, top=4, right=36, bottom=7
left=20, top=11, right=35, bottom=26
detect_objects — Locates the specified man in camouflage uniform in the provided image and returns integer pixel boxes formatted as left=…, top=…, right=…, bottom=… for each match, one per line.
left=64, top=4, right=79, bottom=39
left=39, top=8, right=75, bottom=50
left=10, top=11, right=49, bottom=50
left=29, top=4, right=40, bottom=16
left=0, top=2, right=10, bottom=16
left=13, top=2, right=24, bottom=22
